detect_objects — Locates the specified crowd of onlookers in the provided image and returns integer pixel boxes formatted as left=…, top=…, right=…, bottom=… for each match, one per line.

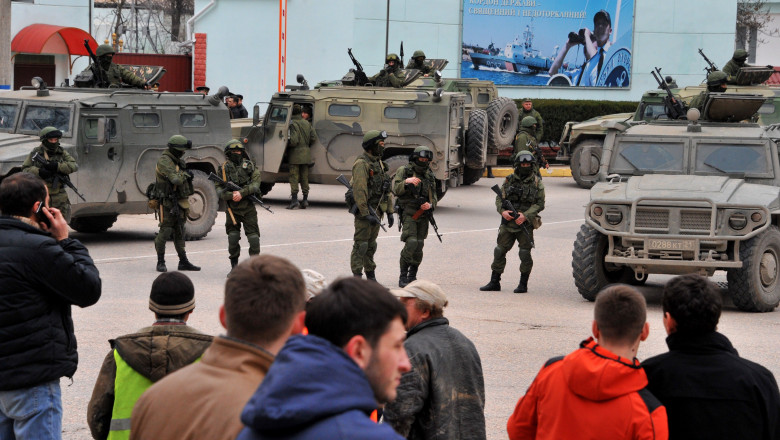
left=1, top=171, right=779, bottom=440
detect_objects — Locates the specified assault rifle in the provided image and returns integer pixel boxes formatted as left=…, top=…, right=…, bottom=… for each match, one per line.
left=651, top=67, right=687, bottom=120
left=698, top=48, right=719, bottom=75
left=409, top=184, right=442, bottom=243
left=84, top=39, right=109, bottom=88
left=207, top=173, right=273, bottom=213
left=336, top=174, right=387, bottom=232
left=31, top=152, right=86, bottom=201
left=490, top=184, right=534, bottom=248
left=347, top=48, right=369, bottom=86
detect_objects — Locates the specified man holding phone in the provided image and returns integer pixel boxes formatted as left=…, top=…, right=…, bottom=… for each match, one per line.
left=0, top=172, right=101, bottom=439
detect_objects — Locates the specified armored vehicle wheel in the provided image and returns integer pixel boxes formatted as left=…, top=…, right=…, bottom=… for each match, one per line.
left=572, top=223, right=630, bottom=301
left=727, top=226, right=780, bottom=312
left=463, top=167, right=484, bottom=185
left=69, top=214, right=118, bottom=233
left=260, top=182, right=275, bottom=196
left=486, top=97, right=519, bottom=149
left=571, top=140, right=602, bottom=189
left=184, top=170, right=218, bottom=241
left=465, top=109, right=488, bottom=170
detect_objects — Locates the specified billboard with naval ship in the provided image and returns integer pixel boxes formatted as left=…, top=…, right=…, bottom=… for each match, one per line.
left=461, top=0, right=634, bottom=88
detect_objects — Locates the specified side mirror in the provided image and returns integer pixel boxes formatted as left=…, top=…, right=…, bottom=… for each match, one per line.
left=253, top=104, right=260, bottom=126
left=96, top=118, right=107, bottom=144
left=434, top=70, right=442, bottom=83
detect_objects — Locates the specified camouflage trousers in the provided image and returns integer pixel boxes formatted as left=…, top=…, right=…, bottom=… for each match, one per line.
left=50, top=191, right=71, bottom=223
left=289, top=164, right=309, bottom=195
left=154, top=204, right=188, bottom=257
left=350, top=215, right=381, bottom=275
left=490, top=223, right=534, bottom=274
left=225, top=204, right=260, bottom=259
left=400, top=213, right=429, bottom=266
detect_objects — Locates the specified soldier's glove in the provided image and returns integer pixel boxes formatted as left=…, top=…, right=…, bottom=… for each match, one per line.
left=364, top=214, right=380, bottom=225
left=379, top=69, right=386, bottom=76
left=387, top=213, right=394, bottom=228
left=38, top=168, right=53, bottom=179
left=382, top=178, right=392, bottom=192
left=183, top=170, right=194, bottom=180
left=44, top=160, right=59, bottom=172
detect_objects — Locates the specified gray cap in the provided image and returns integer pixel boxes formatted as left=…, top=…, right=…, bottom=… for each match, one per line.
left=302, top=269, right=327, bottom=301
left=392, top=280, right=448, bottom=309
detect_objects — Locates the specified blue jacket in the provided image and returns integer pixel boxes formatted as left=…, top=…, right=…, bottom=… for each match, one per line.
left=238, top=334, right=404, bottom=440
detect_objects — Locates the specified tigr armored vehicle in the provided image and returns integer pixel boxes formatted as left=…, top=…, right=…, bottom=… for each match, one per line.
left=0, top=84, right=229, bottom=238
left=572, top=95, right=780, bottom=312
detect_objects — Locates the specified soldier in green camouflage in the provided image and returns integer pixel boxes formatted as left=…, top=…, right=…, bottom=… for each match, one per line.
left=723, top=49, right=749, bottom=84
left=392, top=146, right=438, bottom=287
left=350, top=130, right=394, bottom=280
left=216, top=139, right=262, bottom=273
left=405, top=50, right=433, bottom=76
left=80, top=44, right=147, bottom=88
left=286, top=105, right=317, bottom=209
left=480, top=151, right=545, bottom=293
left=153, top=135, right=200, bottom=272
left=22, top=127, right=78, bottom=222
left=519, top=98, right=544, bottom=141
left=689, top=71, right=728, bottom=114
left=513, top=116, right=548, bottom=173
left=369, top=53, right=405, bottom=88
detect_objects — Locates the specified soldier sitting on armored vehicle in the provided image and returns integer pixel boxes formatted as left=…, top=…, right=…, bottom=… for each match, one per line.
left=723, top=49, right=750, bottom=84
left=689, top=71, right=728, bottom=113
left=406, top=50, right=433, bottom=76
left=369, top=53, right=405, bottom=88
left=77, top=44, right=147, bottom=89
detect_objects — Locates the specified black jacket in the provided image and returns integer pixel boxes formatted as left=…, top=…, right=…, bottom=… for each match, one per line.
left=231, top=104, right=248, bottom=119
left=383, top=317, right=486, bottom=440
left=643, top=331, right=780, bottom=440
left=0, top=216, right=101, bottom=391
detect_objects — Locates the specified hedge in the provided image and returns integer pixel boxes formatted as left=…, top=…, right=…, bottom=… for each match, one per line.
left=515, top=99, right=639, bottom=144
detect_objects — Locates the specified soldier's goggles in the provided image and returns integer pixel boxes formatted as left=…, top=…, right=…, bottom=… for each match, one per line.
left=366, top=131, right=388, bottom=145
left=415, top=150, right=433, bottom=160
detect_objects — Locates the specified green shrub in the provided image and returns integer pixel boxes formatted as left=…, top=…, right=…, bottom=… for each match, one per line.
left=516, top=99, right=638, bottom=144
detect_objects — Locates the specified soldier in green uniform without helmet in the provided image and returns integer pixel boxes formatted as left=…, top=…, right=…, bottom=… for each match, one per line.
left=216, top=139, right=262, bottom=273
left=349, top=130, right=394, bottom=281
left=689, top=71, right=728, bottom=114
left=153, top=135, right=200, bottom=272
left=519, top=98, right=544, bottom=141
left=286, top=105, right=317, bottom=209
left=514, top=116, right=548, bottom=172
left=80, top=44, right=147, bottom=88
left=369, top=53, right=405, bottom=88
left=22, top=126, right=78, bottom=222
left=392, top=145, right=438, bottom=287
left=480, top=151, right=545, bottom=293
left=406, top=50, right=433, bottom=76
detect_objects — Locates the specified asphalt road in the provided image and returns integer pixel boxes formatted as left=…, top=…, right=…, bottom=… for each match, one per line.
left=61, top=174, right=780, bottom=439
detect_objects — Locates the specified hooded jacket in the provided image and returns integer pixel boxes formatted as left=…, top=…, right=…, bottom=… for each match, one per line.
left=238, top=334, right=404, bottom=440
left=86, top=325, right=213, bottom=439
left=507, top=338, right=668, bottom=440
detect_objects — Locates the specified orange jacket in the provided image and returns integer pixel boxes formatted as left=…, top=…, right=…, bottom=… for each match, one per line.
left=507, top=338, right=668, bottom=440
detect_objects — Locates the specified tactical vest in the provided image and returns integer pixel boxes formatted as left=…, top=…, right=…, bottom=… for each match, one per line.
left=357, top=155, right=389, bottom=208
left=398, top=165, right=435, bottom=211
left=504, top=173, right=540, bottom=213
left=35, top=146, right=67, bottom=195
left=222, top=159, right=255, bottom=187
left=155, top=153, right=194, bottom=201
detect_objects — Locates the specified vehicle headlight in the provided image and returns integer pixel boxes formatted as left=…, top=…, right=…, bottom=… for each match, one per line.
left=605, top=208, right=623, bottom=225
left=729, top=213, right=747, bottom=230
left=593, top=206, right=603, bottom=216
left=751, top=212, right=763, bottom=223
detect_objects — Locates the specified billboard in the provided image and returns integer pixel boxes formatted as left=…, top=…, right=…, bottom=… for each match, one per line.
left=461, top=0, right=634, bottom=88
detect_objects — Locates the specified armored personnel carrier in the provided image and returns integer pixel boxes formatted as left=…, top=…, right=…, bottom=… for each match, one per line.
left=572, top=95, right=780, bottom=312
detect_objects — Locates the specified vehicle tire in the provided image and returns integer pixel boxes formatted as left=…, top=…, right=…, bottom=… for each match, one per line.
left=727, top=226, right=780, bottom=312
left=260, top=182, right=275, bottom=196
left=383, top=155, right=410, bottom=177
left=184, top=170, right=218, bottom=241
left=465, top=109, right=488, bottom=170
left=435, top=179, right=447, bottom=200
left=572, top=223, right=629, bottom=301
left=69, top=214, right=118, bottom=233
left=570, top=139, right=602, bottom=189
left=486, top=97, right=519, bottom=150
left=463, top=166, right=483, bottom=185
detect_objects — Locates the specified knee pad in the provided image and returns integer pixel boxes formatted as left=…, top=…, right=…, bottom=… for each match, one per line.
left=493, top=246, right=507, bottom=259
left=356, top=241, right=369, bottom=257
left=247, top=233, right=260, bottom=254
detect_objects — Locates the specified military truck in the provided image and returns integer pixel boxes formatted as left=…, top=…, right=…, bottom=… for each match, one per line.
left=572, top=95, right=780, bottom=312
left=0, top=82, right=230, bottom=238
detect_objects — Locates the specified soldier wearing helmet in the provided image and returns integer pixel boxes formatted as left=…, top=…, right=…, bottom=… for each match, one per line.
left=286, top=104, right=317, bottom=210
left=214, top=139, right=262, bottom=273
left=513, top=115, right=549, bottom=173
left=349, top=130, right=394, bottom=280
left=153, top=135, right=200, bottom=272
left=392, top=145, right=438, bottom=287
left=79, top=44, right=147, bottom=89
left=480, top=151, right=545, bottom=294
left=405, top=50, right=433, bottom=76
left=368, top=53, right=405, bottom=88
left=689, top=71, right=728, bottom=114
left=22, top=126, right=79, bottom=221
left=722, top=49, right=750, bottom=84
left=519, top=98, right=544, bottom=141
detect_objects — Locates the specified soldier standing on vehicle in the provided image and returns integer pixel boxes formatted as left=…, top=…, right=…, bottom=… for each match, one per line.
left=519, top=98, right=544, bottom=141
left=406, top=50, right=433, bottom=76
left=369, top=53, right=405, bottom=88
left=393, top=146, right=438, bottom=288
left=689, top=71, right=728, bottom=114
left=514, top=116, right=548, bottom=172
left=216, top=139, right=262, bottom=274
left=153, top=135, right=200, bottom=273
left=22, top=127, right=78, bottom=222
left=480, top=151, right=545, bottom=293
left=80, top=44, right=147, bottom=89
left=286, top=105, right=317, bottom=210
left=350, top=130, right=394, bottom=281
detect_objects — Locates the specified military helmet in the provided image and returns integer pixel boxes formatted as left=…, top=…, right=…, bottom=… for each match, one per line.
left=410, top=145, right=433, bottom=162
left=96, top=44, right=115, bottom=57
left=167, top=134, right=192, bottom=150
left=39, top=126, right=62, bottom=140
left=362, top=130, right=387, bottom=149
left=706, top=71, right=728, bottom=87
left=521, top=116, right=537, bottom=128
left=733, top=49, right=749, bottom=62
left=412, top=50, right=426, bottom=59
left=514, top=151, right=535, bottom=166
left=224, top=138, right=244, bottom=153
left=386, top=53, right=400, bottom=63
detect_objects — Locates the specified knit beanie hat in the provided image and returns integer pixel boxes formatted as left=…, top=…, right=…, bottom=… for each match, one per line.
left=149, top=271, right=196, bottom=315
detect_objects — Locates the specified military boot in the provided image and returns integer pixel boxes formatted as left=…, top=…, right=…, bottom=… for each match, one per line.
left=365, top=271, right=377, bottom=282
left=399, top=263, right=410, bottom=287
left=479, top=271, right=501, bottom=291
left=300, top=194, right=309, bottom=209
left=407, top=265, right=419, bottom=283
left=227, top=257, right=238, bottom=277
left=156, top=254, right=167, bottom=273
left=514, top=272, right=530, bottom=294
left=178, top=255, right=201, bottom=271
left=486, top=166, right=495, bottom=178
left=287, top=193, right=300, bottom=210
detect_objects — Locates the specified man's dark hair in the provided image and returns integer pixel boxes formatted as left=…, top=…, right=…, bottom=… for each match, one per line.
left=224, top=255, right=307, bottom=345
left=0, top=173, right=46, bottom=217
left=306, top=277, right=407, bottom=348
left=662, top=274, right=721, bottom=334
left=594, top=284, right=647, bottom=343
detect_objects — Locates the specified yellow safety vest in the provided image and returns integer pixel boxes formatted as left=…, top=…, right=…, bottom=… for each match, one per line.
left=108, top=350, right=153, bottom=440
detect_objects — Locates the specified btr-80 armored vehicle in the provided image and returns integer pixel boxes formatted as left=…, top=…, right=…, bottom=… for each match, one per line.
left=0, top=82, right=229, bottom=238
left=572, top=94, right=780, bottom=312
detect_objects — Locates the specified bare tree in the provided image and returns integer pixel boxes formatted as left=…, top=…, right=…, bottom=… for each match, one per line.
left=736, top=0, right=779, bottom=61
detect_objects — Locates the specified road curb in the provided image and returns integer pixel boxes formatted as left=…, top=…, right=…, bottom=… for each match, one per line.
left=485, top=167, right=572, bottom=178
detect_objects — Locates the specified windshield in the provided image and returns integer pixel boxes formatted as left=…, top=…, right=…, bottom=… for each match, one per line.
left=20, top=105, right=71, bottom=134
left=0, top=103, right=20, bottom=130
left=695, top=143, right=770, bottom=176
left=611, top=141, right=685, bottom=174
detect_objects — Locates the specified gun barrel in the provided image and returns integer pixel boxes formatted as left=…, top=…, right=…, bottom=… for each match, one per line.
left=336, top=174, right=351, bottom=188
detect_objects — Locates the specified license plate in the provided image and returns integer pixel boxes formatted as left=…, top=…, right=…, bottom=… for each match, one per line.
left=647, top=239, right=696, bottom=251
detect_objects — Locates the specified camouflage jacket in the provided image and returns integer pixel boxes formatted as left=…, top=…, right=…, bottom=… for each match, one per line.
left=520, top=108, right=544, bottom=140
left=22, top=144, right=78, bottom=195
left=496, top=171, right=545, bottom=231
left=287, top=115, right=317, bottom=164
left=369, top=67, right=404, bottom=88
left=513, top=129, right=547, bottom=168
left=351, top=152, right=392, bottom=217
left=216, top=159, right=261, bottom=210
left=689, top=91, right=709, bottom=112
left=83, top=62, right=146, bottom=88
left=405, top=60, right=433, bottom=75
left=392, top=164, right=438, bottom=214
left=722, top=59, right=743, bottom=84
left=155, top=150, right=194, bottom=204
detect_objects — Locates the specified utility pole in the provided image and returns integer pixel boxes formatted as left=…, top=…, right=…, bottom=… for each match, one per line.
left=0, top=0, right=11, bottom=90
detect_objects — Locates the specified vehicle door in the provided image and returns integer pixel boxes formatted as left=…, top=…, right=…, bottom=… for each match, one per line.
left=78, top=113, right=122, bottom=203
left=262, top=102, right=292, bottom=174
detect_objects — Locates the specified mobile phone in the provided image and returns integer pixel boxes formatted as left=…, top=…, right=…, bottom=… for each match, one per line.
left=35, top=200, right=51, bottom=228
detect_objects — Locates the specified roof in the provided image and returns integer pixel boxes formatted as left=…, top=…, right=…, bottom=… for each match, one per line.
left=764, top=66, right=780, bottom=86
left=12, top=24, right=98, bottom=56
